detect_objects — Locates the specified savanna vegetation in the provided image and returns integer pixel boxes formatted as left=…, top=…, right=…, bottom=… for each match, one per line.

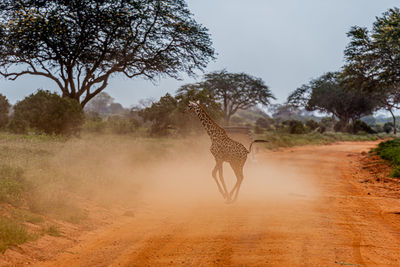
left=373, top=139, right=400, bottom=178
left=0, top=0, right=400, bottom=254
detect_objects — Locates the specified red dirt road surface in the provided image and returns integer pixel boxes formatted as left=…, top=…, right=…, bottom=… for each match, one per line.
left=18, top=141, right=400, bottom=266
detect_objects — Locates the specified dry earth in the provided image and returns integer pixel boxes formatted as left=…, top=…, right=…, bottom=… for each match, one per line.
left=2, top=140, right=400, bottom=266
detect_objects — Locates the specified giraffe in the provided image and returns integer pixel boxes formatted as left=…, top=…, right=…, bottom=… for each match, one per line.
left=187, top=101, right=267, bottom=203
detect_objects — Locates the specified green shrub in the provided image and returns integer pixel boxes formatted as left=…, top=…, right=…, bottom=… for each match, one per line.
left=383, top=122, right=394, bottom=134
left=284, top=120, right=307, bottom=134
left=0, top=217, right=30, bottom=253
left=11, top=209, right=44, bottom=225
left=374, top=139, right=400, bottom=178
left=0, top=165, right=25, bottom=205
left=0, top=94, right=10, bottom=129
left=319, top=117, right=336, bottom=130
left=371, top=124, right=384, bottom=133
left=347, top=120, right=376, bottom=134
left=318, top=125, right=326, bottom=133
left=391, top=166, right=400, bottom=178
left=9, top=90, right=84, bottom=135
left=333, top=121, right=344, bottom=132
left=306, top=120, right=319, bottom=131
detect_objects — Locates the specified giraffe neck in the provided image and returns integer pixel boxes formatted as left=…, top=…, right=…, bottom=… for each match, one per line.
left=194, top=106, right=227, bottom=141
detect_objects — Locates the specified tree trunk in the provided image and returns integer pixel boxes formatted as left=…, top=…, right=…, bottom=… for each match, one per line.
left=389, top=108, right=397, bottom=135
left=224, top=113, right=231, bottom=125
left=338, top=117, right=350, bottom=132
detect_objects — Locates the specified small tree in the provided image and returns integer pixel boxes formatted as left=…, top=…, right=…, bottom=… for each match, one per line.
left=0, top=93, right=10, bottom=129
left=9, top=90, right=84, bottom=135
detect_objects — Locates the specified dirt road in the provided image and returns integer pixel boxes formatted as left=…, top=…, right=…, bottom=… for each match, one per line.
left=37, top=141, right=400, bottom=266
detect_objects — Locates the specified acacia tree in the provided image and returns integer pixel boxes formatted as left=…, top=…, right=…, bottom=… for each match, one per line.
left=287, top=72, right=377, bottom=131
left=0, top=0, right=215, bottom=107
left=178, top=70, right=275, bottom=123
left=342, top=8, right=400, bottom=134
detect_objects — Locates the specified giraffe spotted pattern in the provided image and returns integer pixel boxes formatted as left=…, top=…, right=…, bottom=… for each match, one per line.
left=187, top=101, right=254, bottom=203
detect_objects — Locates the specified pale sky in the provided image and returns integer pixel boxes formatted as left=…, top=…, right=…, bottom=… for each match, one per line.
left=0, top=0, right=399, bottom=107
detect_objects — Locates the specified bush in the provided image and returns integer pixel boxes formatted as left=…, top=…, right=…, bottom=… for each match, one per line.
left=371, top=124, right=384, bottom=133
left=0, top=94, right=10, bottom=129
left=383, top=122, right=394, bottom=134
left=391, top=166, right=400, bottom=178
left=374, top=139, right=400, bottom=177
left=333, top=121, right=343, bottom=132
left=284, top=120, right=307, bottom=134
left=347, top=120, right=376, bottom=134
left=306, top=120, right=319, bottom=131
left=0, top=217, right=30, bottom=253
left=9, top=90, right=84, bottom=135
left=318, top=125, right=327, bottom=133
left=320, top=117, right=336, bottom=130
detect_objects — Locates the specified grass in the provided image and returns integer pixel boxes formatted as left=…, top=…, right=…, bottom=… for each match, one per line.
left=254, top=131, right=388, bottom=149
left=41, top=225, right=61, bottom=237
left=373, top=138, right=400, bottom=178
left=11, top=209, right=44, bottom=225
left=0, top=217, right=31, bottom=253
left=0, top=165, right=26, bottom=205
left=28, top=192, right=88, bottom=223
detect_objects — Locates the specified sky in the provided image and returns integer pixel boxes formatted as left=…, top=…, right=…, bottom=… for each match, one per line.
left=0, top=0, right=399, bottom=107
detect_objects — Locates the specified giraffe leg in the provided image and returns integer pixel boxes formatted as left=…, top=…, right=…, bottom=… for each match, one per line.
left=228, top=163, right=244, bottom=203
left=212, top=162, right=227, bottom=199
left=218, top=163, right=231, bottom=202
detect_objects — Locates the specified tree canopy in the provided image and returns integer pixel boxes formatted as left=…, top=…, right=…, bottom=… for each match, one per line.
left=342, top=7, right=400, bottom=134
left=287, top=72, right=377, bottom=130
left=343, top=7, right=400, bottom=92
left=177, top=70, right=275, bottom=124
left=0, top=0, right=215, bottom=106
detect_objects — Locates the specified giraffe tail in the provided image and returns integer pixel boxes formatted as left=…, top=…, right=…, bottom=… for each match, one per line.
left=248, top=140, right=269, bottom=153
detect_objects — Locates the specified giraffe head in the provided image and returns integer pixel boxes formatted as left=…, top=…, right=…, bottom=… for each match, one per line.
left=186, top=100, right=200, bottom=113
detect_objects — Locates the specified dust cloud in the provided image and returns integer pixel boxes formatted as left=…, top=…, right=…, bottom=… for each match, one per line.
left=47, top=134, right=318, bottom=213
